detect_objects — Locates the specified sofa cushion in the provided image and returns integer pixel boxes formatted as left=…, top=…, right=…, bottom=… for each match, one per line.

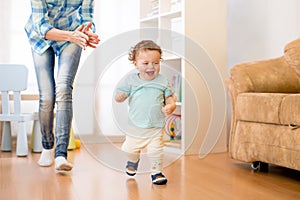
left=236, top=93, right=288, bottom=124
left=236, top=93, right=300, bottom=125
left=280, top=94, right=300, bottom=125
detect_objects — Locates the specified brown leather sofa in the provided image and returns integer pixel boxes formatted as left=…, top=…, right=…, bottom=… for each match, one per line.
left=226, top=38, right=300, bottom=171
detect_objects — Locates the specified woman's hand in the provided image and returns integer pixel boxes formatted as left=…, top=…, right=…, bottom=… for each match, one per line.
left=44, top=22, right=100, bottom=50
left=45, top=25, right=89, bottom=49
left=68, top=24, right=91, bottom=49
left=81, top=22, right=100, bottom=48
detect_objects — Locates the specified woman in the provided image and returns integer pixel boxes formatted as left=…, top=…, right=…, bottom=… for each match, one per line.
left=25, top=0, right=100, bottom=171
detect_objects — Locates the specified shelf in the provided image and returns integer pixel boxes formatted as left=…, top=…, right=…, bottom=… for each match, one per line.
left=140, top=15, right=159, bottom=29
left=164, top=139, right=181, bottom=148
left=140, top=15, right=159, bottom=23
left=161, top=57, right=181, bottom=72
left=141, top=10, right=181, bottom=21
left=163, top=52, right=181, bottom=61
left=160, top=10, right=181, bottom=19
left=175, top=102, right=182, bottom=106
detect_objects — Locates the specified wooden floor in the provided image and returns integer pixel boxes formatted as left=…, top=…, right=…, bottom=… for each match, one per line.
left=1, top=143, right=300, bottom=200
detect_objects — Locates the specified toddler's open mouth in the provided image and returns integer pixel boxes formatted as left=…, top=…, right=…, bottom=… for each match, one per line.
left=146, top=71, right=155, bottom=76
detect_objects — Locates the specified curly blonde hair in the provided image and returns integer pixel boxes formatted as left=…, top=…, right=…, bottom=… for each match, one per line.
left=128, top=40, right=162, bottom=62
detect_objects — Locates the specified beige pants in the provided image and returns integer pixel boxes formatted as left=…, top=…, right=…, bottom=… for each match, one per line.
left=122, top=126, right=164, bottom=174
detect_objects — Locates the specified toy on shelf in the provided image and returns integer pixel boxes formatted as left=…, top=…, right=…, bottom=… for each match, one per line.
left=169, top=122, right=175, bottom=140
left=164, top=114, right=181, bottom=140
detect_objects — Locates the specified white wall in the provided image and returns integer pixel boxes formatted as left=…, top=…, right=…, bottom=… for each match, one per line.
left=94, top=1, right=139, bottom=41
left=0, top=1, right=37, bottom=135
left=0, top=1, right=35, bottom=92
left=227, top=0, right=300, bottom=70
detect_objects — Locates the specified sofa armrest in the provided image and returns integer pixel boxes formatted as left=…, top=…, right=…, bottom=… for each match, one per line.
left=225, top=77, right=237, bottom=153
left=230, top=57, right=300, bottom=94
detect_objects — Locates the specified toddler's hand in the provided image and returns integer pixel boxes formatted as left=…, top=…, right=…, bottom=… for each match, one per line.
left=162, top=104, right=176, bottom=115
left=115, top=92, right=128, bottom=102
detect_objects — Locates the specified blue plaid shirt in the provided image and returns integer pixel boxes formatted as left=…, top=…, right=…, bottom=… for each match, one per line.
left=25, top=0, right=95, bottom=55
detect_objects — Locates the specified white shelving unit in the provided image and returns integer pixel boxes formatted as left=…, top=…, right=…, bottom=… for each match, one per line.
left=138, top=0, right=228, bottom=156
left=139, top=0, right=185, bottom=154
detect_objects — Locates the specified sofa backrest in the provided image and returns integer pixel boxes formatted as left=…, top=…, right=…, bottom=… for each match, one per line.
left=284, top=38, right=300, bottom=77
left=230, top=56, right=300, bottom=94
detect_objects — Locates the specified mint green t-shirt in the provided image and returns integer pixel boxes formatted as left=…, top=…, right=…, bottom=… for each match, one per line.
left=116, top=73, right=174, bottom=128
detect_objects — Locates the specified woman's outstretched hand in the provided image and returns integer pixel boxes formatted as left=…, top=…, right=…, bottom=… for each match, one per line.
left=81, top=22, right=100, bottom=48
